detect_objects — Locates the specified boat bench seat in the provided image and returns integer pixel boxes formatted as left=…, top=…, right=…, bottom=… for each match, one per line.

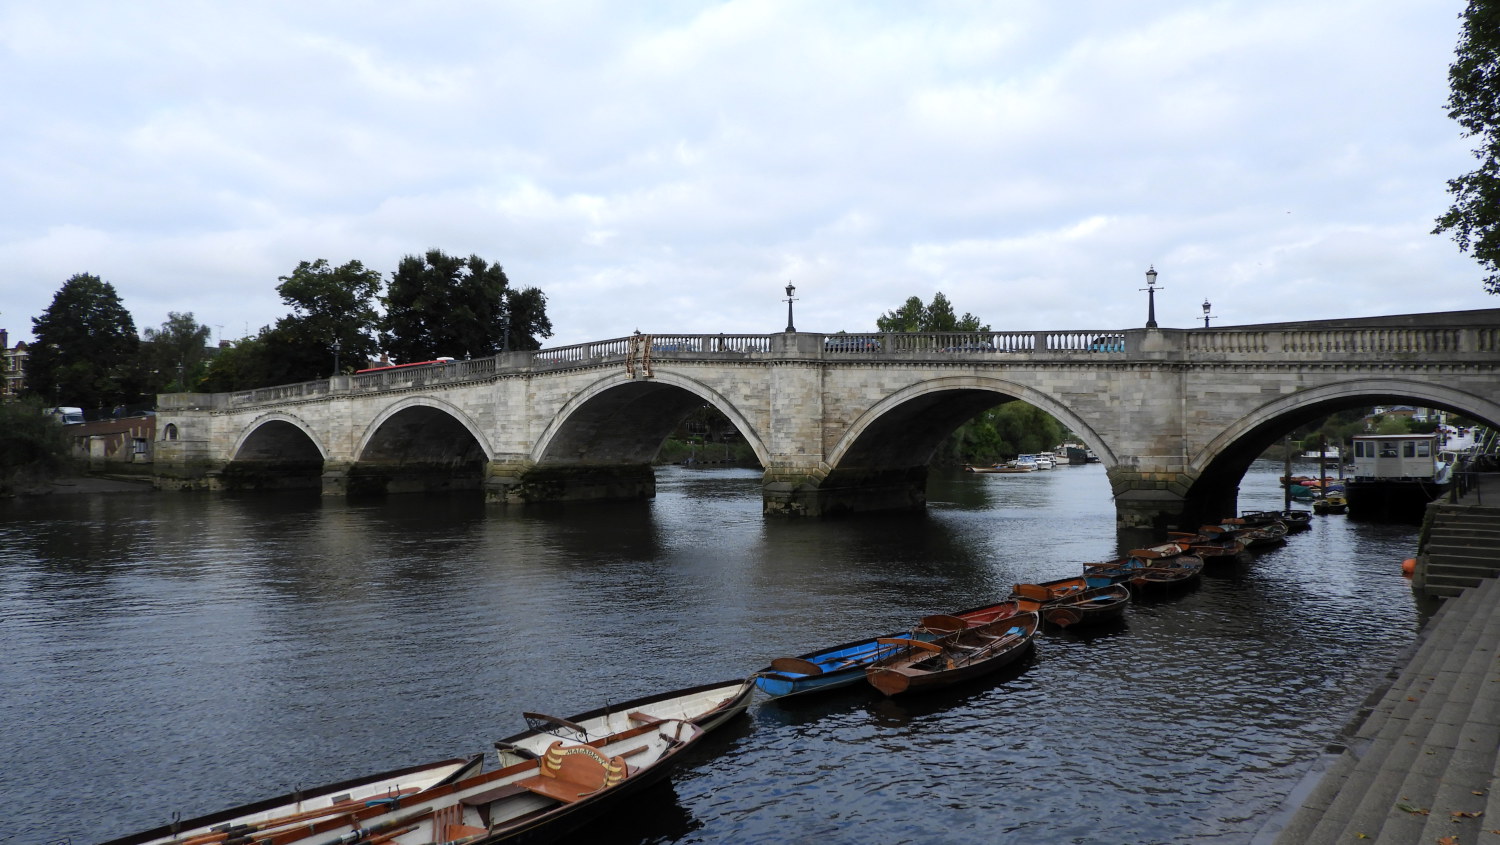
left=511, top=741, right=627, bottom=805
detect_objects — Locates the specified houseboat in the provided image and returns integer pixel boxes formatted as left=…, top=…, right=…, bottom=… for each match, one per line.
left=1344, top=434, right=1452, bottom=522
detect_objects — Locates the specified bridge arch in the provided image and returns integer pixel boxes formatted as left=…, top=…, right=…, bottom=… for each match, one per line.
left=827, top=375, right=1116, bottom=472
left=531, top=372, right=770, bottom=467
left=355, top=396, right=496, bottom=462
left=1198, top=377, right=1500, bottom=469
left=221, top=412, right=329, bottom=491
left=231, top=412, right=329, bottom=461
left=346, top=397, right=495, bottom=495
left=1178, top=377, right=1500, bottom=525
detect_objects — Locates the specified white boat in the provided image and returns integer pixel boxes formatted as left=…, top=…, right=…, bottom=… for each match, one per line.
left=493, top=677, right=754, bottom=766
left=100, top=756, right=485, bottom=845
left=1008, top=455, right=1040, bottom=471
left=1345, top=434, right=1453, bottom=522
left=104, top=679, right=753, bottom=845
left=1032, top=453, right=1055, bottom=470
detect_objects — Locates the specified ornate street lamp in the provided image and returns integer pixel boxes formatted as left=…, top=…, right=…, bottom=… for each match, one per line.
left=332, top=338, right=341, bottom=376
left=1201, top=298, right=1213, bottom=329
left=1140, top=265, right=1162, bottom=328
left=784, top=282, right=797, bottom=333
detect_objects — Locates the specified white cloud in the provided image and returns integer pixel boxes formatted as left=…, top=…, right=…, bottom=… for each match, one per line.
left=0, top=0, right=1491, bottom=351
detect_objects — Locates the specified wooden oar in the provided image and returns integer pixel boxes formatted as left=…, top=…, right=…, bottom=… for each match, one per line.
left=171, top=794, right=415, bottom=845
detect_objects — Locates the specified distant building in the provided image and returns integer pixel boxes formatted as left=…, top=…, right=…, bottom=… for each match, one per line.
left=1, top=329, right=27, bottom=402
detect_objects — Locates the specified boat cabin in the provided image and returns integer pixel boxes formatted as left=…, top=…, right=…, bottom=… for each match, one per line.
left=1350, top=434, right=1448, bottom=482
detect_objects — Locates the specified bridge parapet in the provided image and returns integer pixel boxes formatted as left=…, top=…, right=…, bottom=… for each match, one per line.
left=1183, top=325, right=1500, bottom=359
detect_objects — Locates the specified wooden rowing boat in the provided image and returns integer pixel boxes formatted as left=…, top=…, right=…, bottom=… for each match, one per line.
left=493, top=677, right=755, bottom=767
left=259, top=718, right=706, bottom=845
left=1009, top=578, right=1130, bottom=628
left=1125, top=554, right=1204, bottom=593
left=1239, top=521, right=1289, bottom=549
left=865, top=612, right=1039, bottom=696
left=98, top=756, right=485, bottom=845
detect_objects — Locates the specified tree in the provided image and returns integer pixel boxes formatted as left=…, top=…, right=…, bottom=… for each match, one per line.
left=1434, top=0, right=1500, bottom=294
left=872, top=292, right=1063, bottom=465
left=266, top=259, right=384, bottom=381
left=26, top=273, right=141, bottom=409
left=382, top=249, right=553, bottom=362
left=876, top=292, right=989, bottom=333
left=143, top=312, right=213, bottom=394
left=198, top=332, right=278, bottom=393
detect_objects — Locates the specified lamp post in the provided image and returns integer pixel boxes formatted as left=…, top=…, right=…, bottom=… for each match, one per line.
left=1140, top=265, right=1162, bottom=328
left=1201, top=298, right=1213, bottom=329
left=784, top=282, right=797, bottom=333
left=331, top=338, right=341, bottom=377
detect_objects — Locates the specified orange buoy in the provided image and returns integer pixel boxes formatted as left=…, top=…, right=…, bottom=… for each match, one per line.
left=1401, top=558, right=1416, bottom=577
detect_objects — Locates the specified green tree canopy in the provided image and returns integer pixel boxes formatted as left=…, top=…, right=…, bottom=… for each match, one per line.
left=26, top=273, right=141, bottom=409
left=264, top=258, right=384, bottom=381
left=381, top=249, right=553, bottom=362
left=143, top=312, right=213, bottom=393
left=876, top=292, right=990, bottom=333
left=1434, top=0, right=1500, bottom=294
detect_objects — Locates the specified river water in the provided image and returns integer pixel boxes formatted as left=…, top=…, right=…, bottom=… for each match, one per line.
left=0, top=461, right=1428, bottom=845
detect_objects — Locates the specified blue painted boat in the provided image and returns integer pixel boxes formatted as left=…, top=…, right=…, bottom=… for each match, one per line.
left=755, top=634, right=916, bottom=698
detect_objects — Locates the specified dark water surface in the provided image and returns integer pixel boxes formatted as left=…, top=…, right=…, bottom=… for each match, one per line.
left=0, top=462, right=1427, bottom=844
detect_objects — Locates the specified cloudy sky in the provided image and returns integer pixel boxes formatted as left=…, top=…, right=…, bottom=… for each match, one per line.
left=1, top=1, right=1494, bottom=349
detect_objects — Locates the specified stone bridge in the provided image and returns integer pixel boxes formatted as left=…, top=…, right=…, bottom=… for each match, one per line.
left=154, top=309, right=1500, bottom=529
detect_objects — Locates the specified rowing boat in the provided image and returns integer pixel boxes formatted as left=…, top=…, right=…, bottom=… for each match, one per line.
left=754, top=633, right=917, bottom=698
left=1009, top=578, right=1130, bottom=628
left=866, top=612, right=1039, bottom=696
left=99, top=756, right=485, bottom=845
left=259, top=719, right=705, bottom=845
left=493, top=677, right=755, bottom=766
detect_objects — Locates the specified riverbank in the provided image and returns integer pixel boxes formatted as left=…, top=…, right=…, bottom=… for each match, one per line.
left=2, top=471, right=156, bottom=497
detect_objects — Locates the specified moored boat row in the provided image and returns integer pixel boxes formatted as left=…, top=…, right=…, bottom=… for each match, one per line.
left=104, top=505, right=1317, bottom=845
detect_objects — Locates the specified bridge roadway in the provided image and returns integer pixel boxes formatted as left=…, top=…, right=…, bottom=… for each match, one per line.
left=154, top=309, right=1500, bottom=529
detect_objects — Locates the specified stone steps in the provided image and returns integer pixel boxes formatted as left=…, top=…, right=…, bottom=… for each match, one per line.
left=1271, top=578, right=1500, bottom=844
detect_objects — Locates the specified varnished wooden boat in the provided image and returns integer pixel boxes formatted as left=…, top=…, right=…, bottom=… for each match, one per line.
left=493, top=677, right=755, bottom=766
left=98, top=756, right=485, bottom=845
left=1009, top=578, right=1130, bottom=628
left=1239, top=521, right=1289, bottom=549
left=1167, top=528, right=1247, bottom=559
left=1125, top=554, right=1204, bottom=593
left=866, top=612, right=1039, bottom=696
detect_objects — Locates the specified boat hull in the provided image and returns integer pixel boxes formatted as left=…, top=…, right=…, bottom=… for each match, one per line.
left=866, top=613, right=1039, bottom=696
left=494, top=678, right=755, bottom=766
left=1344, top=478, right=1448, bottom=522
left=98, top=756, right=485, bottom=845
left=755, top=634, right=914, bottom=698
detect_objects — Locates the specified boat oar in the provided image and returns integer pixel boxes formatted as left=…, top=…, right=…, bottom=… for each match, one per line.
left=172, top=792, right=421, bottom=845
left=302, top=805, right=439, bottom=845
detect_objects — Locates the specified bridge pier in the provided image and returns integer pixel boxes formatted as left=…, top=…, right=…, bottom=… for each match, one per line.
left=483, top=461, right=656, bottom=504
left=762, top=466, right=927, bottom=517
left=1108, top=466, right=1205, bottom=531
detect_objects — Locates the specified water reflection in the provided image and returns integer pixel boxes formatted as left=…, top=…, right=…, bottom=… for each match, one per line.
left=0, top=460, right=1427, bottom=845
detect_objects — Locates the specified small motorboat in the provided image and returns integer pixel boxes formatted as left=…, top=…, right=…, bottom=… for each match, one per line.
left=1312, top=494, right=1349, bottom=515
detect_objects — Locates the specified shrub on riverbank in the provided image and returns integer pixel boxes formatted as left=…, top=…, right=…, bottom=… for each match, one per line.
left=0, top=398, right=72, bottom=495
